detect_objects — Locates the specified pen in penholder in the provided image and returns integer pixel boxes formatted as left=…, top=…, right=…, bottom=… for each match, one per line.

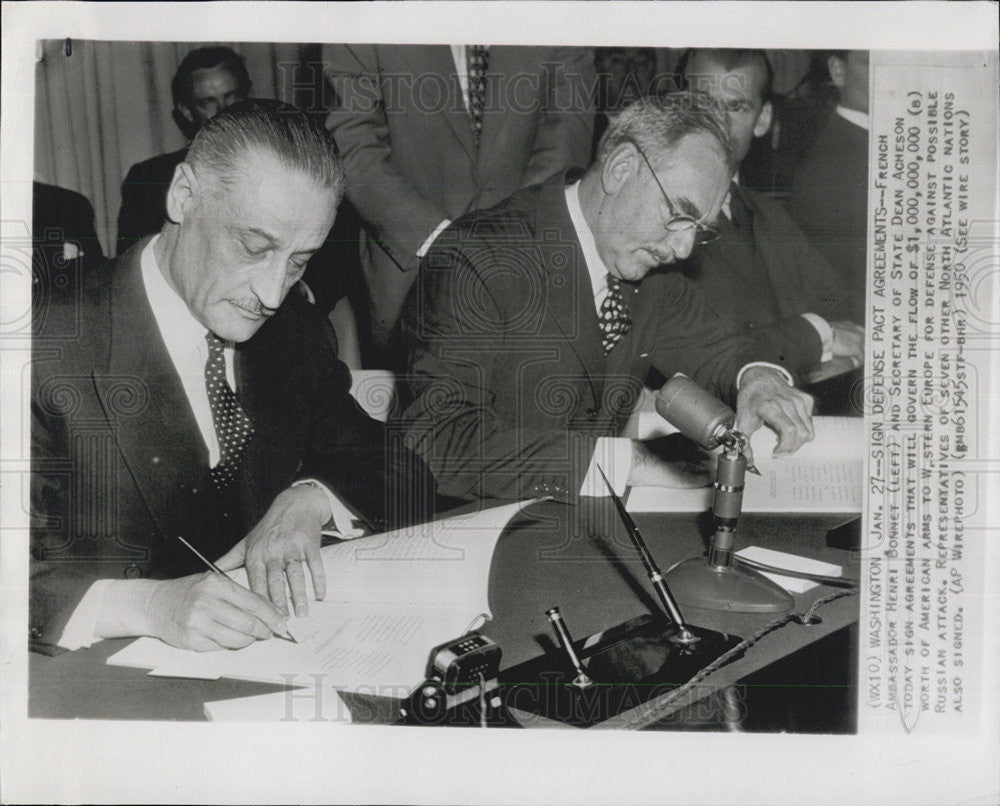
left=596, top=466, right=698, bottom=645
left=546, top=607, right=593, bottom=689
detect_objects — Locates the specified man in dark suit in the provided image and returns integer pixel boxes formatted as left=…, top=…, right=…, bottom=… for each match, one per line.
left=397, top=95, right=816, bottom=503
left=675, top=49, right=864, bottom=385
left=31, top=100, right=431, bottom=655
left=32, top=181, right=105, bottom=300
left=115, top=47, right=251, bottom=257
left=788, top=50, right=870, bottom=324
left=323, top=44, right=596, bottom=363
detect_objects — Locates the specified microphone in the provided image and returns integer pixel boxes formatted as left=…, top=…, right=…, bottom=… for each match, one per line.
left=652, top=376, right=793, bottom=614
left=654, top=375, right=760, bottom=474
left=654, top=375, right=735, bottom=450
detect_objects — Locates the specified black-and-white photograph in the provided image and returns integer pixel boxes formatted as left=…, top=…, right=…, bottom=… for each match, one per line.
left=2, top=3, right=997, bottom=804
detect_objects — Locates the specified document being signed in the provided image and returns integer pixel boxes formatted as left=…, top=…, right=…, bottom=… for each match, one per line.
left=107, top=500, right=538, bottom=691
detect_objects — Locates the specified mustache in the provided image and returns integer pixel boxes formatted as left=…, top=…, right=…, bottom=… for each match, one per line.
left=229, top=297, right=277, bottom=317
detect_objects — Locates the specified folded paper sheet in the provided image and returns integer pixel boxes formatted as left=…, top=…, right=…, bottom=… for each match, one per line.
left=108, top=500, right=538, bottom=692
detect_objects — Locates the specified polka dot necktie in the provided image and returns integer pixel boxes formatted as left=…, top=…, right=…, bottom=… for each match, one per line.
left=466, top=45, right=489, bottom=147
left=204, top=332, right=254, bottom=491
left=598, top=277, right=632, bottom=353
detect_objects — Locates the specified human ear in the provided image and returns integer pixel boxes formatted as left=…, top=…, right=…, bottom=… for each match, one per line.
left=753, top=100, right=774, bottom=139
left=828, top=56, right=847, bottom=88
left=164, top=162, right=200, bottom=225
left=601, top=142, right=640, bottom=195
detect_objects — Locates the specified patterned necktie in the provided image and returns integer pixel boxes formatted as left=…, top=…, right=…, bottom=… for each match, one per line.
left=204, top=332, right=254, bottom=491
left=466, top=45, right=489, bottom=147
left=598, top=277, right=632, bottom=353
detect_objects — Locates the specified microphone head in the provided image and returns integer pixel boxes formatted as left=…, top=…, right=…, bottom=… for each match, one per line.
left=654, top=376, right=735, bottom=450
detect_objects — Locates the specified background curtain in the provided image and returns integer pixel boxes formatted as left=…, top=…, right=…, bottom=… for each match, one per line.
left=34, top=40, right=305, bottom=254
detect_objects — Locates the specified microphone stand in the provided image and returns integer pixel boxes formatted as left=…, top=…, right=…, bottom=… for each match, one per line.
left=655, top=376, right=793, bottom=613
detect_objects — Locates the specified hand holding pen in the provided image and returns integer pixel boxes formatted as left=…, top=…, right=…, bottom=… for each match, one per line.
left=176, top=536, right=299, bottom=645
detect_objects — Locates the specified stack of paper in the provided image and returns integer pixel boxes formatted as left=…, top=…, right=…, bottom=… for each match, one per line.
left=108, top=500, right=537, bottom=694
left=626, top=416, right=864, bottom=514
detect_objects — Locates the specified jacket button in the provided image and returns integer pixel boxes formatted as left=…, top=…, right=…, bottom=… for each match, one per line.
left=124, top=564, right=142, bottom=579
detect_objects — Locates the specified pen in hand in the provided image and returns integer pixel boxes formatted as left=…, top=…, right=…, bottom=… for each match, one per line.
left=177, top=536, right=299, bottom=644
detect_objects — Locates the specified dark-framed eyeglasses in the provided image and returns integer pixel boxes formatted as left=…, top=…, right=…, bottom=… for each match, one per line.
left=633, top=143, right=721, bottom=245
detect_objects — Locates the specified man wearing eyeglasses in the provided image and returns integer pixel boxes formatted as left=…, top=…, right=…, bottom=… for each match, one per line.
left=396, top=94, right=815, bottom=503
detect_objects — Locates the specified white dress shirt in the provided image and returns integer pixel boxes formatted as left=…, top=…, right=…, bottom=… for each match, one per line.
left=835, top=105, right=870, bottom=131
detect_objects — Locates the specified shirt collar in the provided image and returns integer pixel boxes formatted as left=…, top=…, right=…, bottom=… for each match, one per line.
left=836, top=105, right=870, bottom=131
left=140, top=235, right=212, bottom=354
left=564, top=179, right=610, bottom=299
left=721, top=175, right=740, bottom=221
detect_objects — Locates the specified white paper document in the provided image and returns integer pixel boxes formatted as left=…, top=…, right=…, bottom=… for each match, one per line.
left=627, top=417, right=863, bottom=514
left=107, top=500, right=537, bottom=691
left=734, top=546, right=844, bottom=594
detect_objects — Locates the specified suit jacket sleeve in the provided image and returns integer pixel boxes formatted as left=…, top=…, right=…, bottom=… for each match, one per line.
left=764, top=196, right=860, bottom=324
left=323, top=44, right=449, bottom=273
left=521, top=47, right=596, bottom=186
left=638, top=271, right=789, bottom=405
left=397, top=244, right=600, bottom=502
left=29, top=368, right=132, bottom=654
left=298, top=315, right=436, bottom=530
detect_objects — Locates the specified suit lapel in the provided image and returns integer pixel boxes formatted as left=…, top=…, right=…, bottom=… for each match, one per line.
left=232, top=310, right=304, bottom=525
left=401, top=45, right=477, bottom=162
left=532, top=177, right=606, bottom=407
left=93, top=243, right=209, bottom=540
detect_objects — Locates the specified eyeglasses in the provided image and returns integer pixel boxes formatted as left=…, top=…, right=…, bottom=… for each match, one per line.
left=633, top=144, right=721, bottom=245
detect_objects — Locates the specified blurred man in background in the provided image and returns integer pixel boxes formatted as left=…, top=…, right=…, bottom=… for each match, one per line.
left=788, top=50, right=870, bottom=324
left=116, top=46, right=251, bottom=256
left=675, top=49, right=864, bottom=397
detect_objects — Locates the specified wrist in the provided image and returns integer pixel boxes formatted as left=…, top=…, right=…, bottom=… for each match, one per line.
left=288, top=481, right=334, bottom=527
left=95, top=578, right=160, bottom=640
left=740, top=365, right=777, bottom=386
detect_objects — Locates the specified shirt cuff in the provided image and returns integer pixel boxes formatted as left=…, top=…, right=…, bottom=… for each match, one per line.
left=800, top=313, right=833, bottom=362
left=292, top=479, right=365, bottom=539
left=736, top=362, right=795, bottom=389
left=416, top=219, right=452, bottom=258
left=580, top=437, right=634, bottom=497
left=57, top=579, right=114, bottom=651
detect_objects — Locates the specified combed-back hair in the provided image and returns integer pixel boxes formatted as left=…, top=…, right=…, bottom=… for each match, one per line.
left=594, top=92, right=733, bottom=172
left=675, top=48, right=774, bottom=104
left=186, top=98, right=346, bottom=203
left=171, top=46, right=252, bottom=109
